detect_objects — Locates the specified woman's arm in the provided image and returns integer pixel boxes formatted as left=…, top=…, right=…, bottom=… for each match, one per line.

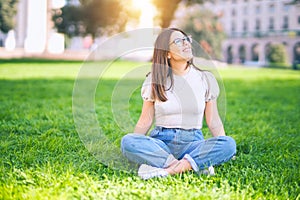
left=204, top=99, right=226, bottom=137
left=133, top=101, right=155, bottom=135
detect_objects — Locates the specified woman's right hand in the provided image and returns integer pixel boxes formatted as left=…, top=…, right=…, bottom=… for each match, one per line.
left=133, top=101, right=155, bottom=135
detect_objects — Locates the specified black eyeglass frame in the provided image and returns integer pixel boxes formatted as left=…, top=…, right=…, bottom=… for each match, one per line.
left=169, top=35, right=192, bottom=47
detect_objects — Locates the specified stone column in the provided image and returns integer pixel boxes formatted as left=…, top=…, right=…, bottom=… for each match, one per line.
left=258, top=40, right=266, bottom=64
left=24, top=0, right=47, bottom=53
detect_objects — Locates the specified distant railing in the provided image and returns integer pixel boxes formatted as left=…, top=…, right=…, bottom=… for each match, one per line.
left=227, top=29, right=300, bottom=38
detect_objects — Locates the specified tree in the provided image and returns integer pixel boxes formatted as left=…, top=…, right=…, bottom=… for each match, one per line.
left=152, top=0, right=181, bottom=28
left=53, top=0, right=140, bottom=39
left=176, top=6, right=225, bottom=59
left=81, top=0, right=126, bottom=38
left=286, top=0, right=300, bottom=5
left=267, top=44, right=289, bottom=64
left=152, top=0, right=206, bottom=28
left=0, top=0, right=18, bottom=33
left=52, top=5, right=84, bottom=38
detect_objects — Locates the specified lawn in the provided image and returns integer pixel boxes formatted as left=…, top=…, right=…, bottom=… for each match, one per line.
left=0, top=59, right=299, bottom=199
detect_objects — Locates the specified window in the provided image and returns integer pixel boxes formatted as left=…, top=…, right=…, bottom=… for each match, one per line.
left=243, top=20, right=248, bottom=32
left=269, top=4, right=275, bottom=13
left=283, top=4, right=290, bottom=12
left=243, top=6, right=248, bottom=15
left=255, top=19, right=261, bottom=31
left=283, top=16, right=289, bottom=29
left=232, top=9, right=236, bottom=16
left=269, top=17, right=274, bottom=30
left=298, top=16, right=300, bottom=24
left=231, top=21, right=236, bottom=32
left=255, top=5, right=261, bottom=14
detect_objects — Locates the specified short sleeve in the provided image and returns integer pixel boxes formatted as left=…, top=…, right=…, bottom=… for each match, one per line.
left=141, top=73, right=154, bottom=102
left=203, top=71, right=220, bottom=102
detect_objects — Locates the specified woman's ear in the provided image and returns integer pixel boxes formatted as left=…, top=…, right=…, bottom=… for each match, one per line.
left=167, top=52, right=171, bottom=59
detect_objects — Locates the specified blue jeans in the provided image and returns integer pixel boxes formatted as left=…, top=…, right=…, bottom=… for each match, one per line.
left=121, top=127, right=236, bottom=172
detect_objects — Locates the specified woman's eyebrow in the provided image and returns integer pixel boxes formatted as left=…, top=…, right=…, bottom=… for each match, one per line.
left=174, top=36, right=185, bottom=40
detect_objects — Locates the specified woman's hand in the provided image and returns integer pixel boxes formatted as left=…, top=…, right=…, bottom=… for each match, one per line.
left=134, top=101, right=155, bottom=135
left=204, top=100, right=226, bottom=137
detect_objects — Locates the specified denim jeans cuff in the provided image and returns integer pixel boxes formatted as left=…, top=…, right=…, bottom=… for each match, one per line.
left=163, top=154, right=177, bottom=168
left=183, top=154, right=199, bottom=172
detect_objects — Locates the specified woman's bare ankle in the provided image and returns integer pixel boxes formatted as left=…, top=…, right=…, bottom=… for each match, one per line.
left=168, top=159, right=180, bottom=168
left=165, top=159, right=192, bottom=175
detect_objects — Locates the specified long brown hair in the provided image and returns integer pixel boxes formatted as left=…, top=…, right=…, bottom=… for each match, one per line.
left=151, top=28, right=192, bottom=102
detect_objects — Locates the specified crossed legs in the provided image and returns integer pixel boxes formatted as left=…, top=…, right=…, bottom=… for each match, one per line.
left=121, top=133, right=236, bottom=178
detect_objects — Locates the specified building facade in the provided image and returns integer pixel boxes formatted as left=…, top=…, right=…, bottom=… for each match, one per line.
left=2, top=0, right=300, bottom=62
left=205, top=0, right=300, bottom=64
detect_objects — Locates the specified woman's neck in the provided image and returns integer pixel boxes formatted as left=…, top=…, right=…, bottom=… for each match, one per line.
left=170, top=60, right=189, bottom=76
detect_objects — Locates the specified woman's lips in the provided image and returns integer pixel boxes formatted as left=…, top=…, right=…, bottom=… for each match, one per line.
left=183, top=48, right=191, bottom=52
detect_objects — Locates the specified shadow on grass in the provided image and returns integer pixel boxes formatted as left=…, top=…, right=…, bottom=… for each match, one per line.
left=0, top=77, right=299, bottom=198
left=0, top=58, right=84, bottom=64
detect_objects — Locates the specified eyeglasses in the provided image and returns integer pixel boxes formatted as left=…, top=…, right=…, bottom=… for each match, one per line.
left=169, top=35, right=192, bottom=47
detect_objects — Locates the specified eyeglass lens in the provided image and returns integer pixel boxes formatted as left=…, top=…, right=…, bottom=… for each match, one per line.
left=174, top=36, right=192, bottom=46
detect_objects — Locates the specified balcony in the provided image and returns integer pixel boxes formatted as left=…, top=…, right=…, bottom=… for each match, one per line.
left=227, top=29, right=300, bottom=38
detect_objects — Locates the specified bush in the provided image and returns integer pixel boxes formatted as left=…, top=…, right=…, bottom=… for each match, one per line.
left=267, top=44, right=289, bottom=64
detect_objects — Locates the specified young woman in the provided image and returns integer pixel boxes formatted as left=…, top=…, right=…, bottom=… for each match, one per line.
left=121, top=28, right=236, bottom=180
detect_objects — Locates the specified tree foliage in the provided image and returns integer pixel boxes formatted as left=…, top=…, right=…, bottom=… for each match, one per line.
left=286, top=0, right=300, bottom=5
left=0, top=0, right=18, bottom=33
left=52, top=5, right=84, bottom=37
left=152, top=0, right=181, bottom=28
left=152, top=0, right=205, bottom=28
left=81, top=0, right=126, bottom=38
left=53, top=0, right=140, bottom=38
left=176, top=6, right=225, bottom=59
left=267, top=44, right=289, bottom=64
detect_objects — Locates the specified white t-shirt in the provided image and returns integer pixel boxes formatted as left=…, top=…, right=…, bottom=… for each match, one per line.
left=141, top=66, right=220, bottom=130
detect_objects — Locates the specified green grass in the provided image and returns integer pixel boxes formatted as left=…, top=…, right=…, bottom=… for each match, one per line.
left=0, top=59, right=299, bottom=199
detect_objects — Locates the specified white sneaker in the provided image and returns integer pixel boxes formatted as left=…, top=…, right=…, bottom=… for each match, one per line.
left=199, top=166, right=215, bottom=176
left=138, top=164, right=169, bottom=180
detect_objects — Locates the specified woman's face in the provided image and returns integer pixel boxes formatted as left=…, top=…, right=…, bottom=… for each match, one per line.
left=168, top=31, right=193, bottom=62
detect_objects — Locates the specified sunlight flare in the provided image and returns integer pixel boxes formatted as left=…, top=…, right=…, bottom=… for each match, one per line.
left=132, top=0, right=155, bottom=28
